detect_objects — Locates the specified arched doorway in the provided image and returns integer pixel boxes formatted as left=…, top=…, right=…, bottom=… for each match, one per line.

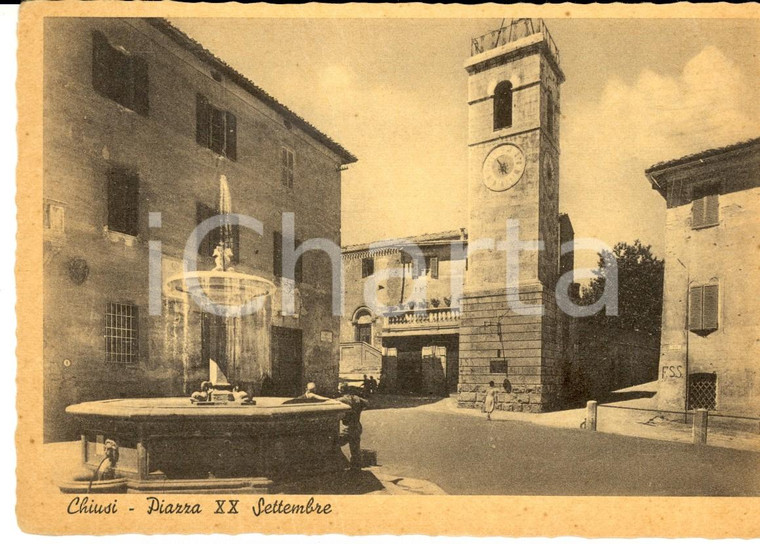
left=353, top=308, right=373, bottom=345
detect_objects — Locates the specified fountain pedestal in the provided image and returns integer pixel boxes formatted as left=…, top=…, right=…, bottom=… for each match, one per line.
left=63, top=397, right=349, bottom=493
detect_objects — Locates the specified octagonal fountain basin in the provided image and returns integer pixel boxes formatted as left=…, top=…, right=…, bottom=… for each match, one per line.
left=165, top=270, right=275, bottom=311
left=63, top=397, right=349, bottom=493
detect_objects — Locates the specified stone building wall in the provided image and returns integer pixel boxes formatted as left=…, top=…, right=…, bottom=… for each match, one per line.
left=42, top=18, right=352, bottom=441
left=657, top=186, right=760, bottom=415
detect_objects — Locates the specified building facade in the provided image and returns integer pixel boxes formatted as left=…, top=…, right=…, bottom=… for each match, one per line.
left=43, top=18, right=355, bottom=441
left=341, top=230, right=467, bottom=395
left=646, top=138, right=760, bottom=416
left=459, top=19, right=565, bottom=412
left=340, top=20, right=575, bottom=411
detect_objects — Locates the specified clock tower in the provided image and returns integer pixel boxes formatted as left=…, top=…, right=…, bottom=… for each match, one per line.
left=459, top=19, right=565, bottom=412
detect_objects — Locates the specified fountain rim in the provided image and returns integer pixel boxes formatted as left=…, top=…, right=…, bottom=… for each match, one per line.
left=164, top=270, right=276, bottom=298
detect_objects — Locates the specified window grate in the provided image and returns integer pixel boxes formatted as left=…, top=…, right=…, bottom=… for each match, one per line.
left=105, top=302, right=138, bottom=364
left=688, top=373, right=717, bottom=411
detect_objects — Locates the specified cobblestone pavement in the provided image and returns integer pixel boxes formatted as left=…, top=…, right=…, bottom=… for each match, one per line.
left=361, top=400, right=760, bottom=495
left=368, top=383, right=760, bottom=453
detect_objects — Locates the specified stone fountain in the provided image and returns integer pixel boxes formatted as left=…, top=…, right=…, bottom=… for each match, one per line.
left=61, top=175, right=348, bottom=494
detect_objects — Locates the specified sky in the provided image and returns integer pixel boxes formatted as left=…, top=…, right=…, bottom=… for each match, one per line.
left=172, top=17, right=760, bottom=268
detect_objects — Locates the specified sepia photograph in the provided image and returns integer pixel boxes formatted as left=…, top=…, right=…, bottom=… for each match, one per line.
left=15, top=1, right=760, bottom=536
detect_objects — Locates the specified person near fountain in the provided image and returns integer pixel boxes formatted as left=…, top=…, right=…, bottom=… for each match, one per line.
left=190, top=380, right=213, bottom=403
left=336, top=383, right=369, bottom=471
left=303, top=382, right=329, bottom=400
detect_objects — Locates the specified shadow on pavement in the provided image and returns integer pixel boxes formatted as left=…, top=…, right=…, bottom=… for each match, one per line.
left=598, top=389, right=656, bottom=404
left=366, top=394, right=446, bottom=410
left=276, top=468, right=386, bottom=495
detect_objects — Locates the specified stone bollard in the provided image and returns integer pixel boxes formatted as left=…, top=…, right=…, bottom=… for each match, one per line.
left=692, top=408, right=708, bottom=445
left=586, top=400, right=598, bottom=431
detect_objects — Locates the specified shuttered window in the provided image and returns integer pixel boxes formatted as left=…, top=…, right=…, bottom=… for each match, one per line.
left=691, top=183, right=720, bottom=229
left=362, top=257, right=374, bottom=278
left=196, top=93, right=237, bottom=160
left=688, top=283, right=719, bottom=332
left=427, top=256, right=439, bottom=279
left=107, top=167, right=139, bottom=236
left=92, top=31, right=149, bottom=116
left=281, top=147, right=295, bottom=188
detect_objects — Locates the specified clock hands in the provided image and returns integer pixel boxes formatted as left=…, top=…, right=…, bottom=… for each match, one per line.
left=496, top=158, right=510, bottom=175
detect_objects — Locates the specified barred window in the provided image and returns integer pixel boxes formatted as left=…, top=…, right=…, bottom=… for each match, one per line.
left=105, top=302, right=138, bottom=364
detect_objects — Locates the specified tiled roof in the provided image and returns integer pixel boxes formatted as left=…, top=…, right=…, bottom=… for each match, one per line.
left=343, top=228, right=467, bottom=254
left=645, top=137, right=760, bottom=174
left=146, top=18, right=357, bottom=165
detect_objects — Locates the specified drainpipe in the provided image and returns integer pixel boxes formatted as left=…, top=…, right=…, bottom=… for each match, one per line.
left=677, top=258, right=689, bottom=423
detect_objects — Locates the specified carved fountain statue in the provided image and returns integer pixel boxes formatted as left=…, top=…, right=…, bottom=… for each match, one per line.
left=61, top=174, right=348, bottom=494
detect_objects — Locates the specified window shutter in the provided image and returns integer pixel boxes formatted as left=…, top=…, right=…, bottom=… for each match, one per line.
left=196, top=93, right=210, bottom=146
left=107, top=168, right=124, bottom=234
left=430, top=256, right=439, bottom=279
left=210, top=107, right=225, bottom=155
left=702, top=284, right=719, bottom=330
left=196, top=202, right=216, bottom=257
left=106, top=168, right=139, bottom=236
left=93, top=32, right=125, bottom=103
left=273, top=231, right=282, bottom=278
left=295, top=239, right=304, bottom=284
left=362, top=257, right=374, bottom=278
left=124, top=172, right=139, bottom=236
left=704, top=194, right=719, bottom=226
left=412, top=258, right=422, bottom=279
left=92, top=31, right=110, bottom=96
left=230, top=223, right=240, bottom=264
left=132, top=56, right=149, bottom=116
left=225, top=111, right=237, bottom=161
left=688, top=286, right=703, bottom=331
left=692, top=197, right=706, bottom=229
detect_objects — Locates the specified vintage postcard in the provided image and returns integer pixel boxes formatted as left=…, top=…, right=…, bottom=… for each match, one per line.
left=15, top=0, right=760, bottom=537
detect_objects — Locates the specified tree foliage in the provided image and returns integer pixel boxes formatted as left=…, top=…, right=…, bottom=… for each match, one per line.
left=579, top=240, right=665, bottom=335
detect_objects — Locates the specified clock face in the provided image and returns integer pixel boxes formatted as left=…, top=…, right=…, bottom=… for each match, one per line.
left=482, top=144, right=526, bottom=192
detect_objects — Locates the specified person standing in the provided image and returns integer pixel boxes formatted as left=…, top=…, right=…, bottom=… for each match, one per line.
left=484, top=381, right=498, bottom=421
left=336, top=383, right=369, bottom=470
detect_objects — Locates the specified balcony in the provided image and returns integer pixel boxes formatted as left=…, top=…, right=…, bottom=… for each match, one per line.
left=383, top=308, right=461, bottom=336
left=470, top=18, right=560, bottom=66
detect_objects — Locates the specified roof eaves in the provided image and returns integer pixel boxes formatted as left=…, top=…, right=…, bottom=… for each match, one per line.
left=145, top=18, right=357, bottom=165
left=644, top=137, right=760, bottom=175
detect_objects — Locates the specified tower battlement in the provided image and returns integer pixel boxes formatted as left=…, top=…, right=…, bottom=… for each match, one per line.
left=470, top=18, right=560, bottom=69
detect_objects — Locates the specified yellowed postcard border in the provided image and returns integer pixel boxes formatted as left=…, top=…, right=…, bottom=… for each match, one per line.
left=16, top=1, right=760, bottom=536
